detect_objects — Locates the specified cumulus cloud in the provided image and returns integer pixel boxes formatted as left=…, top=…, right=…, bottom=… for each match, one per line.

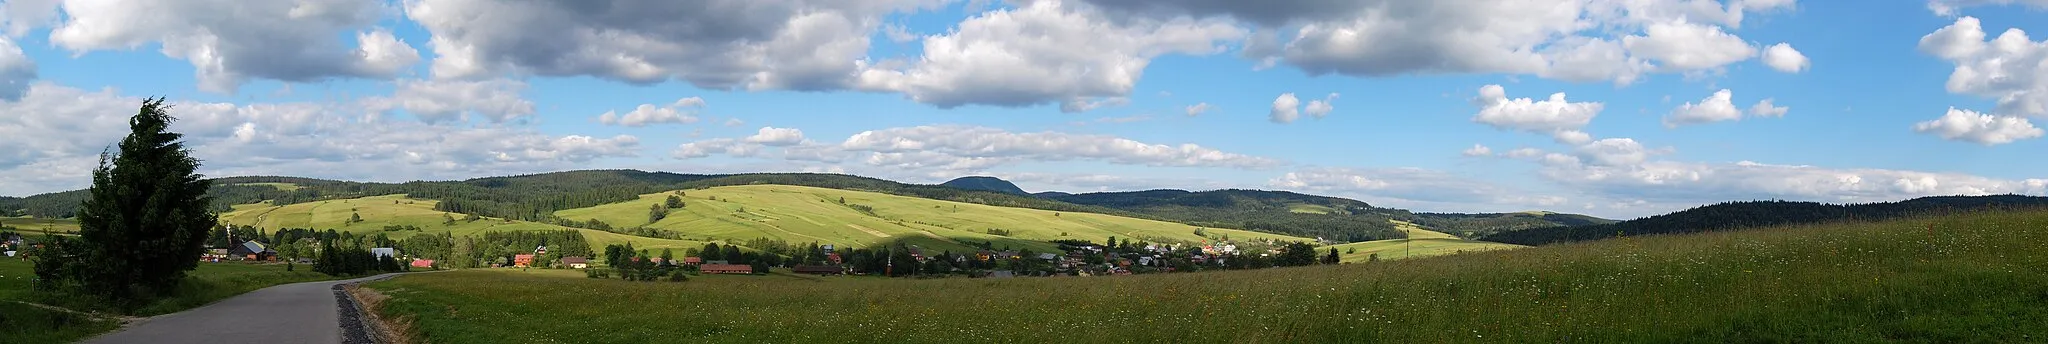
left=1664, top=89, right=1743, bottom=127
left=1529, top=157, right=2048, bottom=206
left=839, top=125, right=1281, bottom=168
left=363, top=79, right=536, bottom=123
left=0, top=82, right=638, bottom=196
left=1462, top=144, right=1494, bottom=157
left=1269, top=167, right=1564, bottom=208
left=1919, top=17, right=2048, bottom=118
left=44, top=0, right=418, bottom=92
left=1913, top=107, right=2045, bottom=145
left=855, top=0, right=1244, bottom=110
left=0, top=35, right=33, bottom=100
left=1083, top=0, right=1791, bottom=85
left=597, top=97, right=706, bottom=127
left=1270, top=93, right=1300, bottom=123
left=1760, top=43, right=1810, bottom=73
left=1185, top=102, right=1212, bottom=116
left=744, top=127, right=807, bottom=146
left=1551, top=130, right=1594, bottom=145
left=1471, top=84, right=1602, bottom=133
left=1304, top=93, right=1338, bottom=119
left=1748, top=98, right=1789, bottom=117
left=1928, top=0, right=2048, bottom=16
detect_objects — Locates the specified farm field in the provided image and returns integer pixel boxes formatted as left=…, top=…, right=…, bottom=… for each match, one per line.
left=1, top=216, right=79, bottom=233
left=365, top=209, right=2048, bottom=342
left=217, top=194, right=708, bottom=253
left=553, top=185, right=1312, bottom=253
left=1323, top=220, right=1524, bottom=261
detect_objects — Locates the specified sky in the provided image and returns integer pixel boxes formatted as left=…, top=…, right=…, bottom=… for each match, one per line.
left=1, top=0, right=2046, bottom=219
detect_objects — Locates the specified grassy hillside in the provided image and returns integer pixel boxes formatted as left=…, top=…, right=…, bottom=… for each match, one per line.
left=1323, top=220, right=1524, bottom=262
left=1483, top=195, right=2048, bottom=246
left=365, top=209, right=2048, bottom=342
left=1, top=216, right=78, bottom=233
left=555, top=185, right=1313, bottom=254
left=218, top=194, right=709, bottom=253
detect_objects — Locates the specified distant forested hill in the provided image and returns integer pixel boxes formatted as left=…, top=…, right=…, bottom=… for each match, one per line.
left=1048, top=189, right=1406, bottom=242
left=940, top=176, right=1030, bottom=195
left=1480, top=195, right=2048, bottom=246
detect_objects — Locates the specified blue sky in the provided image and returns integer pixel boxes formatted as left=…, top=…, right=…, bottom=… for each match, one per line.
left=2, top=0, right=2046, bottom=219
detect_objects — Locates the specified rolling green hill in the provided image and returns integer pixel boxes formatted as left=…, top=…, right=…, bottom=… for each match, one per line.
left=1, top=216, right=78, bottom=233
left=1482, top=195, right=2048, bottom=246
left=218, top=194, right=710, bottom=253
left=1046, top=188, right=1610, bottom=243
left=552, top=185, right=1314, bottom=254
left=1322, top=220, right=1524, bottom=262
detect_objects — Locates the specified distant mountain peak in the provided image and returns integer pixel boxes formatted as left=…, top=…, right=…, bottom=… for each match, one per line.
left=939, top=176, right=1029, bottom=195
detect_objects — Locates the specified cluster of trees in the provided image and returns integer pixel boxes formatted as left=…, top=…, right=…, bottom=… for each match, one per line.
left=1481, top=195, right=2048, bottom=246
left=313, top=240, right=402, bottom=276
left=389, top=230, right=593, bottom=269
left=1409, top=212, right=1613, bottom=238
left=592, top=244, right=691, bottom=281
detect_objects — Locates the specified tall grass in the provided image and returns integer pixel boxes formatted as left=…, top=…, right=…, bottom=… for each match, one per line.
left=367, top=209, right=2048, bottom=343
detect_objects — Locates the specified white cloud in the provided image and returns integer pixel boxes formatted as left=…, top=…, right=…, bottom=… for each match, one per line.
left=1270, top=93, right=1300, bottom=123
left=1919, top=16, right=2048, bottom=118
left=0, top=35, right=33, bottom=100
left=855, top=0, right=1244, bottom=110
left=1528, top=157, right=2048, bottom=206
left=1085, top=0, right=1791, bottom=85
left=1913, top=107, right=2045, bottom=145
left=1304, top=93, right=1338, bottom=119
left=1665, top=89, right=1743, bottom=127
left=597, top=97, right=706, bottom=127
left=1760, top=43, right=1810, bottom=73
left=673, top=138, right=762, bottom=159
left=1185, top=102, right=1212, bottom=116
left=1462, top=144, right=1493, bottom=157
left=1574, top=138, right=1655, bottom=166
left=1504, top=148, right=1547, bottom=159
left=839, top=125, right=1281, bottom=168
left=1551, top=130, right=1594, bottom=145
left=1748, top=98, right=1789, bottom=117
left=1471, top=84, right=1602, bottom=133
left=1622, top=20, right=1758, bottom=71
left=363, top=79, right=536, bottom=123
left=0, top=0, right=61, bottom=36
left=1929, top=0, right=2048, bottom=16
left=45, top=0, right=418, bottom=92
left=1269, top=167, right=1562, bottom=208
left=745, top=127, right=807, bottom=146
left=0, top=82, right=638, bottom=196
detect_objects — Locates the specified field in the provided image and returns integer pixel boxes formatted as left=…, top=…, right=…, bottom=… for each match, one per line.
left=0, top=259, right=337, bottom=343
left=218, top=194, right=709, bottom=253
left=1323, top=220, right=1524, bottom=261
left=554, top=185, right=1312, bottom=253
left=1, top=216, right=79, bottom=233
left=364, top=209, right=2048, bottom=342
left=231, top=182, right=303, bottom=191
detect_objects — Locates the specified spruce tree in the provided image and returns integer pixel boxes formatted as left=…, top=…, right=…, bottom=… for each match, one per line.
left=60, top=98, right=218, bottom=309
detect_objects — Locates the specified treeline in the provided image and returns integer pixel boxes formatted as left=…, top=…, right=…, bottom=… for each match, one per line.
left=1481, top=195, right=2048, bottom=246
left=1049, top=189, right=1407, bottom=242
left=389, top=230, right=594, bottom=269
left=1407, top=212, right=1614, bottom=238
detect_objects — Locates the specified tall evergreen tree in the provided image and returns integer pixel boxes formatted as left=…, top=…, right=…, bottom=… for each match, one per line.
left=46, top=98, right=218, bottom=310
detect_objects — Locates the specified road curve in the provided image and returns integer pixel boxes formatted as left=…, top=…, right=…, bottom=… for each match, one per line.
left=83, top=273, right=401, bottom=344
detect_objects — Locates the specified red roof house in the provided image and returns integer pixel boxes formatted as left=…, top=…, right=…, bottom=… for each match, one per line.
left=410, top=259, right=435, bottom=269
left=513, top=254, right=536, bottom=267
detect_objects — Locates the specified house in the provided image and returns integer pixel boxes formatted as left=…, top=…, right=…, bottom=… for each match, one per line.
left=700, top=264, right=754, bottom=274
left=410, top=259, right=435, bottom=269
left=1036, top=253, right=1059, bottom=261
left=683, top=257, right=703, bottom=265
left=226, top=241, right=276, bottom=261
left=649, top=257, right=667, bottom=266
left=370, top=247, right=397, bottom=259
left=560, top=256, right=590, bottom=269
left=826, top=252, right=843, bottom=264
left=974, top=250, right=994, bottom=261
left=513, top=254, right=536, bottom=267
left=793, top=265, right=842, bottom=275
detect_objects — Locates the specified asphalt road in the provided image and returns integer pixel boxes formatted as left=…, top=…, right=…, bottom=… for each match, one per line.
left=83, top=273, right=399, bottom=344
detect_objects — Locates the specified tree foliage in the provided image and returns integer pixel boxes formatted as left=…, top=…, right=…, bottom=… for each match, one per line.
left=34, top=98, right=218, bottom=311
left=1481, top=195, right=2048, bottom=246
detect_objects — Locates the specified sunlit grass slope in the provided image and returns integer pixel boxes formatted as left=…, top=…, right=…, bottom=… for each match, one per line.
left=554, top=185, right=1312, bottom=253
left=219, top=194, right=709, bottom=252
left=1325, top=220, right=1524, bottom=261
left=368, top=209, right=2048, bottom=342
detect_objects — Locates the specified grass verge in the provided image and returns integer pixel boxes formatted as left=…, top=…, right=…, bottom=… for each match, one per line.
left=0, top=259, right=341, bottom=342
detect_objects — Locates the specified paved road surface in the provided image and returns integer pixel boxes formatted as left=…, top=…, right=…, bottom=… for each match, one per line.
left=84, top=273, right=400, bottom=344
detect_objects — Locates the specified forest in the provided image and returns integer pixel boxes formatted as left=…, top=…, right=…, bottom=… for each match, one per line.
left=1480, top=195, right=2048, bottom=246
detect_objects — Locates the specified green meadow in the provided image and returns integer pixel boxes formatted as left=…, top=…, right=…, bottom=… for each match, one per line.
left=218, top=194, right=710, bottom=253
left=554, top=185, right=1312, bottom=253
left=1, top=216, right=80, bottom=233
left=1323, top=220, right=1525, bottom=261
left=365, top=209, right=2048, bottom=343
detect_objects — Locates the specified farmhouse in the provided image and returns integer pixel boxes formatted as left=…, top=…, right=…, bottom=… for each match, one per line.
left=701, top=264, right=754, bottom=274
left=793, top=265, right=843, bottom=275
left=513, top=254, right=536, bottom=267
left=410, top=259, right=435, bottom=269
left=560, top=256, right=590, bottom=269
left=683, top=257, right=703, bottom=265
left=227, top=241, right=276, bottom=261
left=370, top=247, right=397, bottom=258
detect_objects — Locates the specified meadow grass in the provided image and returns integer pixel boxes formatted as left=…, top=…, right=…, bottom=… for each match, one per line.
left=218, top=194, right=709, bottom=253
left=366, top=209, right=2048, bottom=343
left=554, top=185, right=1311, bottom=253
left=2, top=216, right=80, bottom=233
left=0, top=259, right=336, bottom=342
left=1321, top=220, right=1524, bottom=262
